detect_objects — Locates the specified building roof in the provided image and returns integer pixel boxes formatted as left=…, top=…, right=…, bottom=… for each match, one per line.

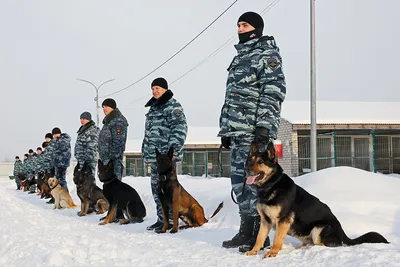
left=281, top=101, right=400, bottom=124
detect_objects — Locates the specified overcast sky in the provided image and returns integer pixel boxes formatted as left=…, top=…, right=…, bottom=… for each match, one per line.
left=1, top=0, right=399, bottom=162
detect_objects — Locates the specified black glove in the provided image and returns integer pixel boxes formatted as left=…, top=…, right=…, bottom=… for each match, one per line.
left=255, top=127, right=270, bottom=148
left=221, top=136, right=231, bottom=149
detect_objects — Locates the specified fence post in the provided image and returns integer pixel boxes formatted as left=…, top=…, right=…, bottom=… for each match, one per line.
left=219, top=151, right=223, bottom=177
left=193, top=151, right=196, bottom=176
left=333, top=132, right=337, bottom=167
left=205, top=151, right=208, bottom=177
left=126, top=159, right=131, bottom=176
left=372, top=130, right=377, bottom=173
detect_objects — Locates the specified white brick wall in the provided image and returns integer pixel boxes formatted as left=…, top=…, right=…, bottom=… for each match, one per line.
left=277, top=118, right=299, bottom=177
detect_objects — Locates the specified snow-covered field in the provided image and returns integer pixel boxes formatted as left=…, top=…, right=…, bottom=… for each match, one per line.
left=1, top=167, right=400, bottom=267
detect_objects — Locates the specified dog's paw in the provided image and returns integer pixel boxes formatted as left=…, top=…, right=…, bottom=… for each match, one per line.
left=155, top=228, right=166, bottom=234
left=264, top=249, right=279, bottom=258
left=244, top=250, right=258, bottom=256
left=77, top=211, right=86, bottom=217
left=98, top=221, right=107, bottom=226
left=170, top=228, right=178, bottom=234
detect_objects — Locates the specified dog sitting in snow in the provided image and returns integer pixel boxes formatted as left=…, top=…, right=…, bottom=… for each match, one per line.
left=48, top=177, right=78, bottom=209
left=73, top=162, right=109, bottom=216
left=155, top=147, right=223, bottom=234
left=244, top=141, right=389, bottom=258
left=97, top=159, right=146, bottom=225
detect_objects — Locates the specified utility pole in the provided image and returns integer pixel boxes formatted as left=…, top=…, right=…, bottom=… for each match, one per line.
left=310, top=0, right=317, bottom=172
left=76, top=78, right=115, bottom=125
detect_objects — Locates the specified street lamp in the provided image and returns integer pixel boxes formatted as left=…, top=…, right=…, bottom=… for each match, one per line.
left=76, top=78, right=115, bottom=125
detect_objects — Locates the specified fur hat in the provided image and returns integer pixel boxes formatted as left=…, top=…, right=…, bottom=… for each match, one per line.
left=80, top=111, right=92, bottom=120
left=151, top=77, right=168, bottom=90
left=52, top=127, right=61, bottom=135
left=102, top=98, right=117, bottom=109
left=45, top=133, right=53, bottom=139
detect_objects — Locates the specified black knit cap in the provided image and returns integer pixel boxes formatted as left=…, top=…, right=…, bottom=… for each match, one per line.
left=37, top=147, right=42, bottom=151
left=52, top=127, right=61, bottom=135
left=28, top=149, right=34, bottom=153
left=102, top=98, right=117, bottom=109
left=80, top=111, right=92, bottom=120
left=42, top=142, right=48, bottom=148
left=45, top=133, right=53, bottom=139
left=151, top=77, right=168, bottom=90
left=24, top=154, right=29, bottom=158
left=15, top=156, right=19, bottom=159
left=237, top=11, right=264, bottom=31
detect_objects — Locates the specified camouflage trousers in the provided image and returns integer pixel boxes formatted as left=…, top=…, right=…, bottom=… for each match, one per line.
left=230, top=135, right=259, bottom=217
left=55, top=167, right=68, bottom=192
left=14, top=173, right=20, bottom=189
left=113, top=157, right=124, bottom=180
left=150, top=163, right=173, bottom=223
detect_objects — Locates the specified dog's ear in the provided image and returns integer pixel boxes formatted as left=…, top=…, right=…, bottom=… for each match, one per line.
left=266, top=142, right=277, bottom=163
left=156, top=148, right=160, bottom=158
left=168, top=147, right=174, bottom=160
left=107, top=160, right=114, bottom=169
left=98, top=159, right=103, bottom=169
left=250, top=141, right=258, bottom=155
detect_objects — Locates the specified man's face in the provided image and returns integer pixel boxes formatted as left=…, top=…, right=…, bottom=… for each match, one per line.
left=80, top=118, right=90, bottom=126
left=29, top=152, right=34, bottom=156
left=15, top=158, right=19, bottom=161
left=53, top=133, right=61, bottom=139
left=152, top=86, right=167, bottom=99
left=37, top=150, right=42, bottom=155
left=24, top=156, right=27, bottom=160
left=103, top=105, right=113, bottom=116
left=45, top=137, right=51, bottom=142
left=237, top=21, right=255, bottom=34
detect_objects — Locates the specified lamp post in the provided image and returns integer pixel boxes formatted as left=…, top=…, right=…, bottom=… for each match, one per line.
left=310, top=0, right=317, bottom=172
left=76, top=78, right=115, bottom=125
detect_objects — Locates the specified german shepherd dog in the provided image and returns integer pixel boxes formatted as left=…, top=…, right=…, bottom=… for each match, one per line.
left=155, top=147, right=223, bottom=234
left=244, top=142, right=389, bottom=258
left=37, top=171, right=52, bottom=199
left=73, top=162, right=109, bottom=216
left=97, top=160, right=146, bottom=225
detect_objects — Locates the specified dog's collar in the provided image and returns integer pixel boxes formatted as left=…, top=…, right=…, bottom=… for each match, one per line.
left=158, top=172, right=173, bottom=182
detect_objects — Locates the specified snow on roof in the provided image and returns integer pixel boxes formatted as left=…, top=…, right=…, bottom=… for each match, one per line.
left=282, top=101, right=400, bottom=124
left=281, top=101, right=400, bottom=124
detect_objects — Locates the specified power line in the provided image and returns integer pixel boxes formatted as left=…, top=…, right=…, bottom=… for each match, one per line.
left=101, top=0, right=239, bottom=98
left=170, top=0, right=281, bottom=86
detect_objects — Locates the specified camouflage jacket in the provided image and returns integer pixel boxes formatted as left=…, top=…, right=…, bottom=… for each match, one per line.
left=142, top=90, right=188, bottom=163
left=44, top=138, right=56, bottom=171
left=53, top=133, right=71, bottom=168
left=22, top=155, right=34, bottom=175
left=218, top=36, right=286, bottom=139
left=13, top=160, right=23, bottom=175
left=98, top=108, right=128, bottom=164
left=35, top=152, right=45, bottom=173
left=74, top=120, right=100, bottom=171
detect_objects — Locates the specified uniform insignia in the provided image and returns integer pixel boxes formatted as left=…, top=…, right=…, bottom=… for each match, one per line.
left=116, top=126, right=122, bottom=135
left=173, top=109, right=182, bottom=118
left=267, top=58, right=278, bottom=70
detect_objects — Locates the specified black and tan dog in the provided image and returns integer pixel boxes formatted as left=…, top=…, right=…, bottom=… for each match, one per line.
left=155, top=147, right=223, bottom=234
left=37, top=171, right=52, bottom=199
left=73, top=162, right=109, bottom=216
left=244, top=142, right=389, bottom=258
left=97, top=159, right=146, bottom=225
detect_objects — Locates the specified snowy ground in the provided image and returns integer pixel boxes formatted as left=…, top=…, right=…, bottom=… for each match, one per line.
left=1, top=167, right=400, bottom=267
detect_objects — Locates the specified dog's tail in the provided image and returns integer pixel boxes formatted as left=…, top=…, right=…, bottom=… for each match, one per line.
left=209, top=201, right=224, bottom=219
left=341, top=227, right=389, bottom=245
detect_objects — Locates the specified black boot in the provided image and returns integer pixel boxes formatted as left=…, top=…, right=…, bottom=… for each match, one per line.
left=238, top=216, right=270, bottom=253
left=222, top=216, right=254, bottom=248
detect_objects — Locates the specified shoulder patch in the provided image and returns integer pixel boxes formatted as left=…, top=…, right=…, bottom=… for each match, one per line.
left=116, top=125, right=122, bottom=135
left=172, top=109, right=182, bottom=118
left=267, top=58, right=279, bottom=70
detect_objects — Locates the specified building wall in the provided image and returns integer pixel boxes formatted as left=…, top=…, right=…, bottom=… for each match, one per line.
left=277, top=118, right=298, bottom=176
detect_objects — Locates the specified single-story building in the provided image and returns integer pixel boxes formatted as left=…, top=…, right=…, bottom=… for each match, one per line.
left=124, top=101, right=400, bottom=177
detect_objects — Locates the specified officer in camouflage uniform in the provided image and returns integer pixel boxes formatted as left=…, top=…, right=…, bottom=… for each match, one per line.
left=75, top=111, right=100, bottom=172
left=142, top=77, right=188, bottom=231
left=35, top=147, right=43, bottom=174
left=52, top=127, right=71, bottom=192
left=25, top=149, right=36, bottom=177
left=13, top=156, right=23, bottom=190
left=21, top=153, right=29, bottom=177
left=218, top=12, right=286, bottom=252
left=98, top=98, right=128, bottom=180
left=44, top=133, right=55, bottom=176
